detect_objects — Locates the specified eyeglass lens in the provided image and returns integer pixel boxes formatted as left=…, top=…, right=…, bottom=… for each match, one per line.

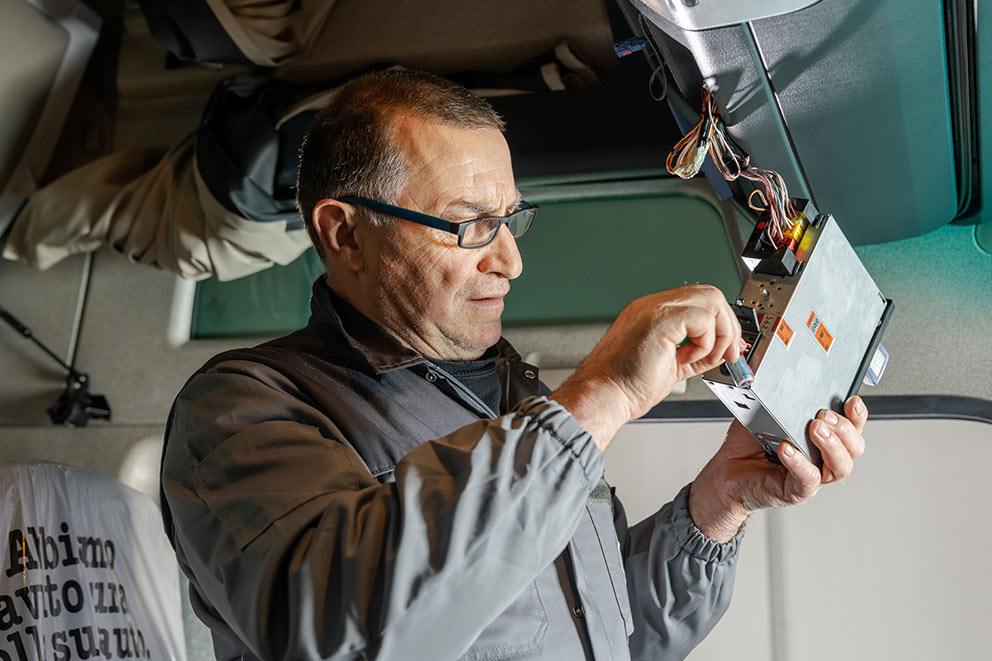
left=461, top=208, right=536, bottom=248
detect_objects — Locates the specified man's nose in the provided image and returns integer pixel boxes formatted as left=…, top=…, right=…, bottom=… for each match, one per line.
left=478, top=224, right=523, bottom=280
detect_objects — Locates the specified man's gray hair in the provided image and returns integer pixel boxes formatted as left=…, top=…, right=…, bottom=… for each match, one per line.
left=296, top=69, right=505, bottom=264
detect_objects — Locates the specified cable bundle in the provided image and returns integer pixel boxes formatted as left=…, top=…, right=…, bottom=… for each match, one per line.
left=667, top=86, right=806, bottom=248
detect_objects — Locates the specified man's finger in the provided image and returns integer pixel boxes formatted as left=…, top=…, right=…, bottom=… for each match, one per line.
left=714, top=300, right=742, bottom=365
left=674, top=307, right=728, bottom=377
left=816, top=408, right=865, bottom=460
left=844, top=395, right=868, bottom=433
left=676, top=307, right=716, bottom=357
left=808, top=418, right=854, bottom=484
left=776, top=441, right=820, bottom=502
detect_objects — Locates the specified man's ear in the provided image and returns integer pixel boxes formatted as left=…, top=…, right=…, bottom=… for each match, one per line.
left=312, top=199, right=363, bottom=272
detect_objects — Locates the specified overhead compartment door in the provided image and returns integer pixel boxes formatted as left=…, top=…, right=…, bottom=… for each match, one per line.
left=750, top=0, right=960, bottom=243
left=631, top=0, right=963, bottom=244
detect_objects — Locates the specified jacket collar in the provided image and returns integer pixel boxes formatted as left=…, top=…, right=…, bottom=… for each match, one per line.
left=307, top=277, right=521, bottom=375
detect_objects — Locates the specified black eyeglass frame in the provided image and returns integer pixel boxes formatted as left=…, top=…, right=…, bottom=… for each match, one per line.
left=340, top=196, right=538, bottom=249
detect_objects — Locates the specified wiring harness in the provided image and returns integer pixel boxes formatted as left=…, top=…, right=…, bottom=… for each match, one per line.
left=667, top=86, right=807, bottom=249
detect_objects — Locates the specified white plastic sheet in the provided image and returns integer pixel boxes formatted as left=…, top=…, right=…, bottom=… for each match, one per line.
left=0, top=459, right=186, bottom=661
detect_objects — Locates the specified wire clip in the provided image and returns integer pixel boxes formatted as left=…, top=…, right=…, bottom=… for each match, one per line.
left=614, top=37, right=647, bottom=58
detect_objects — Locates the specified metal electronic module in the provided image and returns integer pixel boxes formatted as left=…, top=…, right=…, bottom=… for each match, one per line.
left=702, top=206, right=893, bottom=466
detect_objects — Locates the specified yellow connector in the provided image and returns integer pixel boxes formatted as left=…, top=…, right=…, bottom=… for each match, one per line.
left=788, top=212, right=809, bottom=245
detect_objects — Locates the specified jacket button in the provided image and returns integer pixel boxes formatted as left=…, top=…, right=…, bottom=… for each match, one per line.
left=425, top=371, right=438, bottom=383
left=523, top=369, right=536, bottom=380
left=572, top=606, right=584, bottom=618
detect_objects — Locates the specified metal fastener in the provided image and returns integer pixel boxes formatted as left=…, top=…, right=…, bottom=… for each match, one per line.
left=425, top=371, right=438, bottom=383
left=572, top=606, right=584, bottom=618
left=523, top=369, right=536, bottom=380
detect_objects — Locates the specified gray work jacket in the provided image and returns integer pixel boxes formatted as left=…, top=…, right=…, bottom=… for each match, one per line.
left=160, top=279, right=742, bottom=661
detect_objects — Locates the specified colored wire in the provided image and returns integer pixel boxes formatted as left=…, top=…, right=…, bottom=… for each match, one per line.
left=666, top=85, right=804, bottom=248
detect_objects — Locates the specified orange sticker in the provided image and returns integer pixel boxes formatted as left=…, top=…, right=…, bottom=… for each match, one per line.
left=774, top=317, right=794, bottom=348
left=806, top=310, right=834, bottom=353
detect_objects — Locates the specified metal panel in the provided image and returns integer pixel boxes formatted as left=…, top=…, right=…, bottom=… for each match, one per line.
left=747, top=218, right=887, bottom=448
left=628, top=0, right=822, bottom=32
left=703, top=217, right=888, bottom=461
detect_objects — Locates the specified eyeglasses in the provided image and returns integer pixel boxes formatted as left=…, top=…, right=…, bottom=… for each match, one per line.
left=340, top=196, right=538, bottom=249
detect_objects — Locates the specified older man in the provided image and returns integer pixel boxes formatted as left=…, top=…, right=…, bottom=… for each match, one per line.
left=161, top=70, right=866, bottom=661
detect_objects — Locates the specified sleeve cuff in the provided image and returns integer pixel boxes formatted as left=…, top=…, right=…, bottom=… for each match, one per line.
left=513, top=395, right=604, bottom=488
left=671, top=483, right=744, bottom=564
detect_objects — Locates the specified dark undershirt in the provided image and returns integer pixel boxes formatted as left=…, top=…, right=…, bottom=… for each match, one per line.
left=324, top=285, right=503, bottom=415
left=433, top=346, right=502, bottom=415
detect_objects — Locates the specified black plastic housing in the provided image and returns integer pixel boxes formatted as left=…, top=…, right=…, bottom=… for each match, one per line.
left=741, top=219, right=800, bottom=276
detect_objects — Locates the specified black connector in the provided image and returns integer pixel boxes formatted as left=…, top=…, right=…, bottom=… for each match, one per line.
left=732, top=302, right=760, bottom=336
left=719, top=302, right=762, bottom=381
left=731, top=302, right=761, bottom=355
left=740, top=199, right=820, bottom=277
left=741, top=218, right=799, bottom=276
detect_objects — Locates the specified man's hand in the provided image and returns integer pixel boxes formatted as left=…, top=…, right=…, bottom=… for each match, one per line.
left=552, top=285, right=744, bottom=450
left=689, top=395, right=869, bottom=543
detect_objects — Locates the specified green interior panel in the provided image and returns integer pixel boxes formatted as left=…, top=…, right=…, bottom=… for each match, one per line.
left=502, top=193, right=740, bottom=324
left=191, top=189, right=742, bottom=338
left=191, top=251, right=325, bottom=339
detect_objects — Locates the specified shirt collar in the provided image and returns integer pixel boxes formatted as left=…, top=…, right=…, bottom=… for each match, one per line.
left=307, top=277, right=521, bottom=374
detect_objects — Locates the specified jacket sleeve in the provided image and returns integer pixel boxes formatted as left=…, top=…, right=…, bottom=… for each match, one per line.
left=618, top=484, right=744, bottom=661
left=161, top=363, right=603, bottom=660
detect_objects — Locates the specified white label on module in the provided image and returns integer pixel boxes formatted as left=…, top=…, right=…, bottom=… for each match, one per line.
left=863, top=344, right=889, bottom=386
